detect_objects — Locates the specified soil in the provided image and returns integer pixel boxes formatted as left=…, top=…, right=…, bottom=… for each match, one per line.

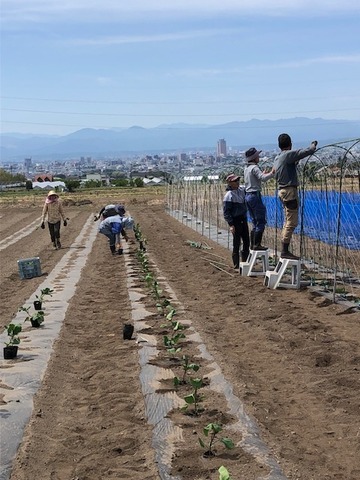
left=1, top=193, right=359, bottom=480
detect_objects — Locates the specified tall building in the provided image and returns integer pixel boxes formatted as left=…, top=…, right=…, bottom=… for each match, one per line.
left=217, top=139, right=227, bottom=157
left=24, top=157, right=32, bottom=173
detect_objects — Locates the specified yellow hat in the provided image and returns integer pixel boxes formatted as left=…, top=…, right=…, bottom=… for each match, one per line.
left=47, top=190, right=58, bottom=197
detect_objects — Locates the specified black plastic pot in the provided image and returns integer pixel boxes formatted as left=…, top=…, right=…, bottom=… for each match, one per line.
left=3, top=345, right=18, bottom=359
left=34, top=300, right=42, bottom=310
left=123, top=324, right=134, bottom=340
left=30, top=319, right=41, bottom=328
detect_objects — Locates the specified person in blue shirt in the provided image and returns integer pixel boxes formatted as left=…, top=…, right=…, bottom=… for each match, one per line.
left=95, top=203, right=128, bottom=252
left=223, top=174, right=250, bottom=269
left=244, top=147, right=275, bottom=250
left=98, top=215, right=134, bottom=255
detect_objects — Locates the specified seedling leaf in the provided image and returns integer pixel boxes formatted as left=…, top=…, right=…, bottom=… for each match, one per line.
left=220, top=438, right=234, bottom=449
left=218, top=466, right=231, bottom=480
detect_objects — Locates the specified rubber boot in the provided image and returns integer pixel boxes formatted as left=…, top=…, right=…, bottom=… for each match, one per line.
left=110, top=244, right=116, bottom=255
left=56, top=238, right=61, bottom=249
left=232, top=252, right=240, bottom=269
left=281, top=242, right=299, bottom=260
left=253, top=231, right=268, bottom=251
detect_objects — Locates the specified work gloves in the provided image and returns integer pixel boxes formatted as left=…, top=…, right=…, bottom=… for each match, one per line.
left=63, top=220, right=68, bottom=227
left=40, top=222, right=45, bottom=229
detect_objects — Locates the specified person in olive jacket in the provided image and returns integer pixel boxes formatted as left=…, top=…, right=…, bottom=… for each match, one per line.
left=40, top=190, right=67, bottom=249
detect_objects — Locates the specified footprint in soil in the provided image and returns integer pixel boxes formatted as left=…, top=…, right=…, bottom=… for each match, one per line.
left=315, top=353, right=333, bottom=367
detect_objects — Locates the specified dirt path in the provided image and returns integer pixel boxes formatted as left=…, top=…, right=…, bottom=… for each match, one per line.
left=1, top=195, right=360, bottom=480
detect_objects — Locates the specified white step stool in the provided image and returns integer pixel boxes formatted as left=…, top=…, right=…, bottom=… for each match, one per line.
left=264, top=257, right=301, bottom=289
left=240, top=249, right=269, bottom=277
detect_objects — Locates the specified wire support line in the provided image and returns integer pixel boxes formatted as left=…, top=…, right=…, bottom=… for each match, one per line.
left=1, top=120, right=359, bottom=130
left=2, top=107, right=360, bottom=117
left=2, top=94, right=360, bottom=105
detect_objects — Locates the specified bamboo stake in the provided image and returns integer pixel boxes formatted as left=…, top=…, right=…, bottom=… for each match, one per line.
left=209, top=262, right=235, bottom=276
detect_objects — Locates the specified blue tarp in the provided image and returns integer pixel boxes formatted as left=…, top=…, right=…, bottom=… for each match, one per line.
left=263, top=191, right=360, bottom=250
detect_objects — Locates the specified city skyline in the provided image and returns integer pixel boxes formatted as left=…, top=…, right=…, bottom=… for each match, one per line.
left=1, top=0, right=360, bottom=136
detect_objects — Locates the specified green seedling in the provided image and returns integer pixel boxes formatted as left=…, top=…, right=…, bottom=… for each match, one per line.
left=18, top=305, right=31, bottom=318
left=144, top=273, right=154, bottom=288
left=163, top=320, right=186, bottom=343
left=133, top=223, right=147, bottom=250
left=35, top=287, right=54, bottom=302
left=4, top=323, right=22, bottom=347
left=182, top=377, right=203, bottom=415
left=198, top=423, right=234, bottom=457
left=166, top=308, right=176, bottom=321
left=218, top=466, right=232, bottom=480
left=136, top=249, right=149, bottom=271
left=164, top=333, right=185, bottom=353
left=174, top=355, right=200, bottom=386
left=156, top=298, right=171, bottom=315
left=152, top=280, right=162, bottom=300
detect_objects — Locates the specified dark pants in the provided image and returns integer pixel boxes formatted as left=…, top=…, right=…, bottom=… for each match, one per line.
left=102, top=232, right=116, bottom=253
left=245, top=192, right=266, bottom=234
left=232, top=215, right=250, bottom=267
left=48, top=221, right=61, bottom=242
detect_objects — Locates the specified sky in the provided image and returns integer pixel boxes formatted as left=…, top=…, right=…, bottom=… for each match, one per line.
left=1, top=0, right=360, bottom=136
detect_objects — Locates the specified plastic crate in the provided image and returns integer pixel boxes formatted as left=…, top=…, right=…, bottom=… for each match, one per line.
left=17, top=257, right=42, bottom=279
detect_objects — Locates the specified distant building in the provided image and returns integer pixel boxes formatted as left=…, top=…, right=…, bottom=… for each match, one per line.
left=81, top=173, right=110, bottom=186
left=32, top=181, right=66, bottom=191
left=24, top=158, right=32, bottom=173
left=217, top=139, right=227, bottom=157
left=34, top=173, right=54, bottom=182
left=143, top=176, right=165, bottom=186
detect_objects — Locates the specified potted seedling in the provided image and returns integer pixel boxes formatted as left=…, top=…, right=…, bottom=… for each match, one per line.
left=198, top=423, right=234, bottom=458
left=3, top=323, right=22, bottom=359
left=19, top=306, right=45, bottom=328
left=29, top=311, right=45, bottom=328
left=34, top=287, right=54, bottom=310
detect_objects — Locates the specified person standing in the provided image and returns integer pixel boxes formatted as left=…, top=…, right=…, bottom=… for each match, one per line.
left=244, top=147, right=275, bottom=250
left=223, top=174, right=250, bottom=269
left=274, top=133, right=318, bottom=259
left=40, top=190, right=67, bottom=249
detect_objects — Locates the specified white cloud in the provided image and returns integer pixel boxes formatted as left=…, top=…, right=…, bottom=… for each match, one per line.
left=172, top=55, right=360, bottom=77
left=2, top=0, right=360, bottom=24
left=69, top=29, right=240, bottom=46
left=95, top=77, right=115, bottom=86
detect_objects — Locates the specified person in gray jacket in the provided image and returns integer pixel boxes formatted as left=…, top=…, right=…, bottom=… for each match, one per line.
left=274, top=133, right=318, bottom=259
left=244, top=147, right=275, bottom=250
left=223, top=174, right=250, bottom=269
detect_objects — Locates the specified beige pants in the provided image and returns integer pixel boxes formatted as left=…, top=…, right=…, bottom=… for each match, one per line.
left=278, top=187, right=299, bottom=243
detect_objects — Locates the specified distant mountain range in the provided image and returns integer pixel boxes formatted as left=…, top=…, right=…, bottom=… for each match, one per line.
left=1, top=117, right=359, bottom=162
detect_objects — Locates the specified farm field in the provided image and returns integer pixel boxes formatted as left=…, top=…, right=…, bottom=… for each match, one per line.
left=0, top=192, right=359, bottom=480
